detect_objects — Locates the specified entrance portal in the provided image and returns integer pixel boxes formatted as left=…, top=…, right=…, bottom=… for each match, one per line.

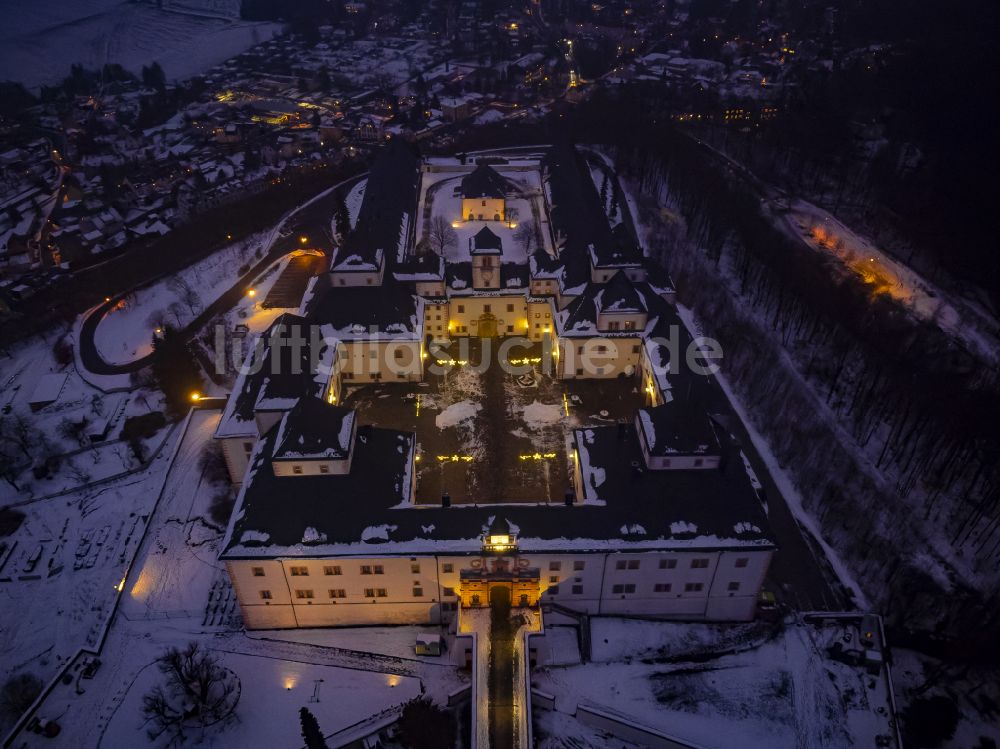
left=489, top=583, right=512, bottom=609
left=478, top=312, right=498, bottom=338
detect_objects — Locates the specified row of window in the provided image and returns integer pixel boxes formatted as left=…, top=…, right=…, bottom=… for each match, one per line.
left=264, top=581, right=741, bottom=601
left=265, top=559, right=749, bottom=578
left=263, top=586, right=429, bottom=601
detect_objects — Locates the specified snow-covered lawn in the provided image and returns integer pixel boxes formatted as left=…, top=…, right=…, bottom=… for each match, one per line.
left=93, top=234, right=269, bottom=365
left=0, top=333, right=168, bottom=504
left=416, top=164, right=550, bottom=266
left=101, top=649, right=421, bottom=749
left=534, top=618, right=898, bottom=749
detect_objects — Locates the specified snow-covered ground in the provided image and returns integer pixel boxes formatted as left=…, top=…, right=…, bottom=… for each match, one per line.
left=101, top=650, right=421, bottom=749
left=782, top=199, right=1000, bottom=365
left=5, top=407, right=467, bottom=746
left=0, top=0, right=280, bottom=90
left=416, top=164, right=550, bottom=265
left=534, top=617, right=898, bottom=749
left=0, top=333, right=169, bottom=504
left=93, top=233, right=269, bottom=365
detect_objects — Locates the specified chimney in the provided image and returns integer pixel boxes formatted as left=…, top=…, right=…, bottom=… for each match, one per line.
left=442, top=492, right=451, bottom=508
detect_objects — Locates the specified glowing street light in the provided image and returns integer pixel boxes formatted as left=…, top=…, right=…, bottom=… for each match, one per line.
left=190, top=392, right=202, bottom=402
left=247, top=288, right=257, bottom=298
left=299, top=235, right=309, bottom=245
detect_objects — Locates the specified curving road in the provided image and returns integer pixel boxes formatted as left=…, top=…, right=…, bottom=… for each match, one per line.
left=77, top=172, right=366, bottom=376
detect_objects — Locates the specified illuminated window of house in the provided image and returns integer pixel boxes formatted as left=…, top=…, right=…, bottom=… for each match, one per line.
left=290, top=566, right=308, bottom=576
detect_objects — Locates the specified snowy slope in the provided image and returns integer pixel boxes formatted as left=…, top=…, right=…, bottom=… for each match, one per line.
left=0, top=0, right=279, bottom=89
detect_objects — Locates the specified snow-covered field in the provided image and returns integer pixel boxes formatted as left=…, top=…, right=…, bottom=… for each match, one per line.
left=534, top=617, right=899, bottom=749
left=0, top=333, right=170, bottom=504
left=0, top=0, right=280, bottom=90
left=93, top=233, right=269, bottom=365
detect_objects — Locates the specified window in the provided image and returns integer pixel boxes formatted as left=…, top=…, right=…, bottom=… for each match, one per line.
left=596, top=345, right=607, bottom=354
left=443, top=587, right=455, bottom=596
left=373, top=565, right=384, bottom=575
left=549, top=585, right=560, bottom=595
left=339, top=278, right=346, bottom=286
left=482, top=200, right=486, bottom=206
left=364, top=588, right=375, bottom=598
left=484, top=304, right=491, bottom=313
left=259, top=590, right=272, bottom=600
left=329, top=589, right=346, bottom=598
left=577, top=346, right=584, bottom=355
left=292, top=465, right=303, bottom=475
left=411, top=563, right=421, bottom=574
left=608, top=321, right=619, bottom=331
left=691, top=559, right=709, bottom=569
left=734, top=558, right=749, bottom=568
left=507, top=304, right=515, bottom=312
left=549, top=561, right=562, bottom=571
left=295, top=589, right=315, bottom=599
left=535, top=312, right=541, bottom=319
left=376, top=588, right=387, bottom=598
left=289, top=566, right=309, bottom=576
left=360, top=565, right=373, bottom=575
left=319, top=464, right=330, bottom=474
left=571, top=584, right=583, bottom=595
left=413, top=587, right=424, bottom=597
left=243, top=441, right=254, bottom=454
left=632, top=345, right=640, bottom=354
left=659, top=559, right=677, bottom=570
left=549, top=576, right=559, bottom=584
left=573, top=560, right=585, bottom=571
left=442, top=564, right=454, bottom=573
left=324, top=566, right=341, bottom=576
left=727, top=582, right=741, bottom=592
left=684, top=582, right=704, bottom=592
left=612, top=584, right=636, bottom=594
left=624, top=320, right=636, bottom=331
left=252, top=567, right=265, bottom=577
left=654, top=583, right=672, bottom=593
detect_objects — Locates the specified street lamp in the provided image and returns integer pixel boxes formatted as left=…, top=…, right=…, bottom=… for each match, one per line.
left=299, top=235, right=309, bottom=245
left=247, top=288, right=256, bottom=298
left=190, top=392, right=202, bottom=402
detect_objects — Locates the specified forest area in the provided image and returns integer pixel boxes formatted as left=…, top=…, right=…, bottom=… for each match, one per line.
left=562, top=104, right=1000, bottom=653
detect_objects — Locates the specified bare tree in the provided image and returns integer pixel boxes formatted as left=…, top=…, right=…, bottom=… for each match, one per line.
left=427, top=216, right=458, bottom=255
left=146, top=308, right=168, bottom=332
left=505, top=205, right=519, bottom=228
left=167, top=277, right=202, bottom=317
left=167, top=302, right=186, bottom=327
left=58, top=416, right=90, bottom=447
left=1, top=413, right=40, bottom=461
left=513, top=220, right=535, bottom=254
left=0, top=445, right=25, bottom=490
left=65, top=460, right=91, bottom=486
left=142, top=642, right=240, bottom=747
